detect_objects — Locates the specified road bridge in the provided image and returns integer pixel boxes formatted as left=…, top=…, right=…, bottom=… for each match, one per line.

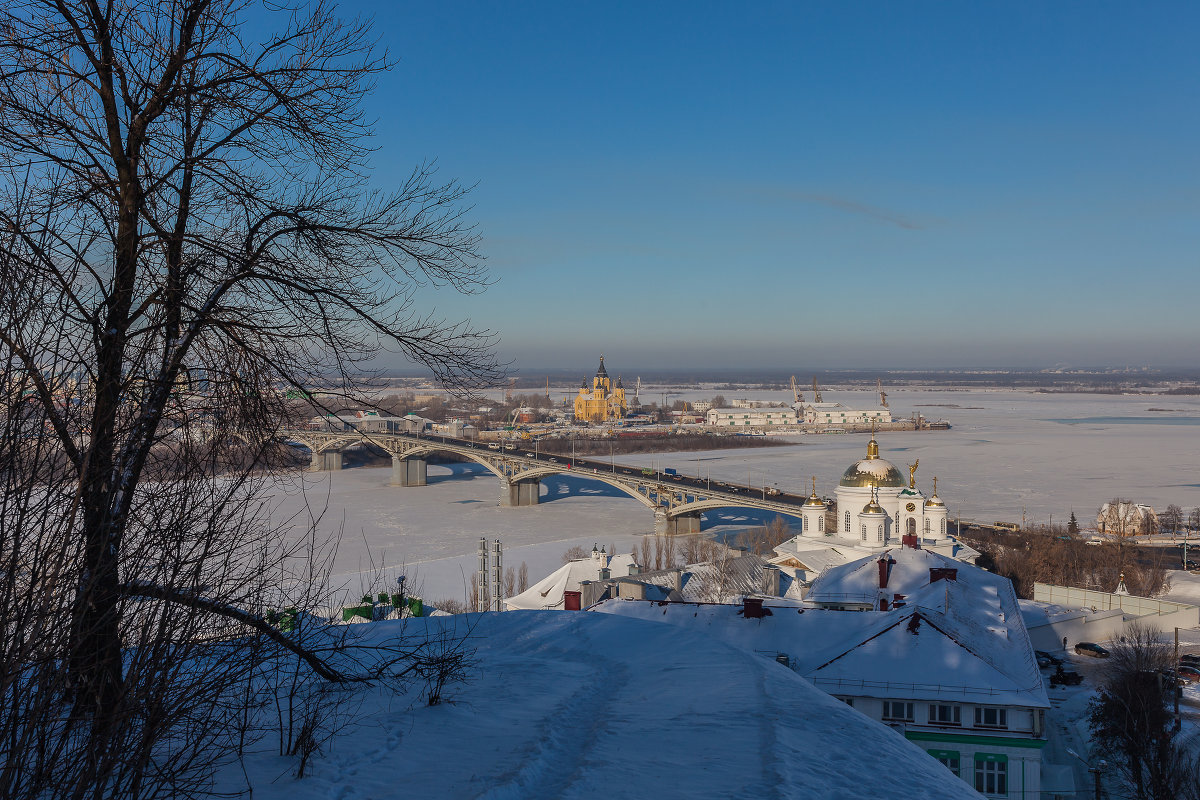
left=278, top=428, right=810, bottom=535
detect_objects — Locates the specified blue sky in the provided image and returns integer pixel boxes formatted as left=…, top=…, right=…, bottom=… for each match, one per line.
left=345, top=1, right=1199, bottom=372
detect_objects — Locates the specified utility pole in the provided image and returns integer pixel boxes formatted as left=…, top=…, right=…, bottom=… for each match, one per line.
left=477, top=537, right=490, bottom=613
left=492, top=539, right=503, bottom=613
left=1176, top=627, right=1182, bottom=731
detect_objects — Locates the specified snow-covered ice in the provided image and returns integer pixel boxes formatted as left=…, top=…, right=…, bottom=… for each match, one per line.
left=270, top=389, right=1200, bottom=604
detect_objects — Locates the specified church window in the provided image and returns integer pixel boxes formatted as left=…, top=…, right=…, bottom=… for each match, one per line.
left=924, top=518, right=931, bottom=533
left=877, top=524, right=883, bottom=543
left=845, top=511, right=850, bottom=532
left=906, top=518, right=916, bottom=535
left=818, top=516, right=824, bottom=532
left=803, top=516, right=809, bottom=532
left=860, top=524, right=867, bottom=542
left=941, top=519, right=947, bottom=535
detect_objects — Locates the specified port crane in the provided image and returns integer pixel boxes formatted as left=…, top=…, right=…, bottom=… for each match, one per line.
left=811, top=377, right=823, bottom=404
left=790, top=375, right=803, bottom=405
left=877, top=378, right=888, bottom=409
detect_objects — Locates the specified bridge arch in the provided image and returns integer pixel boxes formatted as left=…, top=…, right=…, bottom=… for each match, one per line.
left=667, top=498, right=805, bottom=521
left=508, top=467, right=659, bottom=510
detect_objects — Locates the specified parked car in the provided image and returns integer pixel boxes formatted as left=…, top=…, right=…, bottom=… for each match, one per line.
left=1177, top=665, right=1200, bottom=682
left=1074, top=642, right=1111, bottom=658
left=1179, top=654, right=1200, bottom=666
left=1159, top=669, right=1191, bottom=686
left=1036, top=650, right=1064, bottom=667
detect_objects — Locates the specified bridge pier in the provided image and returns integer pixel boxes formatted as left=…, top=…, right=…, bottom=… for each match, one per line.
left=390, top=456, right=428, bottom=487
left=500, top=478, right=540, bottom=506
left=667, top=511, right=702, bottom=535
left=310, top=450, right=343, bottom=471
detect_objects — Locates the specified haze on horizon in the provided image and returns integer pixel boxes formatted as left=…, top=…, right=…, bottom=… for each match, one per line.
left=354, top=1, right=1199, bottom=374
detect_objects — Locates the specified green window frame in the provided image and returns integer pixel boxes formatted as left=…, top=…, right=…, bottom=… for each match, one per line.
left=928, top=749, right=960, bottom=777
left=974, top=753, right=1008, bottom=796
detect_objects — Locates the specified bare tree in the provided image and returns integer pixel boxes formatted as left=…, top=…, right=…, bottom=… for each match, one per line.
left=0, top=1, right=497, bottom=797
left=517, top=561, right=529, bottom=593
left=1162, top=504, right=1183, bottom=534
left=1089, top=625, right=1189, bottom=800
left=562, top=545, right=588, bottom=563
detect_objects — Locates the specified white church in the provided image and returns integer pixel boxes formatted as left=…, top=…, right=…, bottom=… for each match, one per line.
left=771, top=432, right=979, bottom=583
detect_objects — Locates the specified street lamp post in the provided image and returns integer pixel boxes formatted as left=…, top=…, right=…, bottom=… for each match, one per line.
left=1066, top=748, right=1105, bottom=800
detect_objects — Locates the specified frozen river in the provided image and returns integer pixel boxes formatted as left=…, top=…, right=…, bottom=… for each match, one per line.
left=273, top=389, right=1200, bottom=604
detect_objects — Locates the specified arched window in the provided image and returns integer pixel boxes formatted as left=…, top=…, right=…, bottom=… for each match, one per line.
left=803, top=516, right=809, bottom=532
left=818, top=516, right=824, bottom=532
left=924, top=518, right=931, bottom=534
left=941, top=519, right=947, bottom=536
left=906, top=518, right=916, bottom=535
left=877, top=524, right=884, bottom=543
left=861, top=524, right=867, bottom=542
left=845, top=511, right=851, bottom=532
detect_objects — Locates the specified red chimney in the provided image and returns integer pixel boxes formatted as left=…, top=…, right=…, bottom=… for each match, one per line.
left=929, top=567, right=958, bottom=583
left=744, top=597, right=763, bottom=623
left=563, top=590, right=581, bottom=610
left=879, top=597, right=890, bottom=611
left=877, top=555, right=896, bottom=588
left=902, top=534, right=920, bottom=549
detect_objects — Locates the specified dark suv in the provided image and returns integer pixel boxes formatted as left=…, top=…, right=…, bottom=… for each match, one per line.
left=1074, top=642, right=1111, bottom=658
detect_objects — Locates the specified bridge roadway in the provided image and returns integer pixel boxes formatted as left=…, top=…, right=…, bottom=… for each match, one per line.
left=279, top=428, right=810, bottom=535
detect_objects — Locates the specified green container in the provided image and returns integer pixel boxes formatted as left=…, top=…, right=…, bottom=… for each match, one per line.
left=280, top=608, right=299, bottom=632
left=406, top=596, right=423, bottom=618
left=341, top=604, right=373, bottom=622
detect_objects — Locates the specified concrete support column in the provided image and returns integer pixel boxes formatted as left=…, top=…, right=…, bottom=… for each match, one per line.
left=498, top=478, right=539, bottom=506
left=322, top=451, right=343, bottom=471
left=391, top=457, right=427, bottom=486
left=654, top=509, right=669, bottom=537
left=518, top=479, right=540, bottom=506
left=309, top=450, right=323, bottom=471
left=667, top=511, right=701, bottom=535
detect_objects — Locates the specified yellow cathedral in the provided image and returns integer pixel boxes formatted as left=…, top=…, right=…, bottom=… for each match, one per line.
left=574, top=356, right=627, bottom=424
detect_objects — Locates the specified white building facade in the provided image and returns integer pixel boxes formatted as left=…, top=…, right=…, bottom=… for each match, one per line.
left=706, top=407, right=799, bottom=427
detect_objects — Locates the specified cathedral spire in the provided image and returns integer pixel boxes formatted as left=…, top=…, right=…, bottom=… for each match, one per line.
left=866, top=419, right=879, bottom=459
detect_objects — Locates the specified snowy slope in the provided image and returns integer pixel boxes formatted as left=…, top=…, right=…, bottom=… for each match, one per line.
left=223, top=611, right=982, bottom=799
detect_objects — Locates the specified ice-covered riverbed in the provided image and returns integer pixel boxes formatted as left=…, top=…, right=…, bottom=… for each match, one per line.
left=272, top=389, right=1200, bottom=604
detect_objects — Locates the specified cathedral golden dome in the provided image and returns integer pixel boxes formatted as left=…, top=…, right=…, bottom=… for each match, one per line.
left=862, top=495, right=885, bottom=515
left=839, top=435, right=905, bottom=488
left=839, top=458, right=905, bottom=488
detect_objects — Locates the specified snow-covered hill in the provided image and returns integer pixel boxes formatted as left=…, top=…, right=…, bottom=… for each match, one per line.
left=221, top=610, right=980, bottom=799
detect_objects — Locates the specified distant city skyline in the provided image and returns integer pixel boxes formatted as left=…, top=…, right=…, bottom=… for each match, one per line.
left=351, top=1, right=1199, bottom=371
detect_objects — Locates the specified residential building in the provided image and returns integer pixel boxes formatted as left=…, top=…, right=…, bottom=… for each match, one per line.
left=595, top=543, right=1050, bottom=799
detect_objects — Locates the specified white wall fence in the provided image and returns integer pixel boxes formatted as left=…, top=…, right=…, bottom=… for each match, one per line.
left=1027, top=582, right=1199, bottom=650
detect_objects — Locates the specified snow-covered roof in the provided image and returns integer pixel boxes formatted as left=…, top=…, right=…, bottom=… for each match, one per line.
left=635, top=553, right=804, bottom=603
left=238, top=611, right=980, bottom=799
left=505, top=550, right=638, bottom=610
left=597, top=545, right=1049, bottom=709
